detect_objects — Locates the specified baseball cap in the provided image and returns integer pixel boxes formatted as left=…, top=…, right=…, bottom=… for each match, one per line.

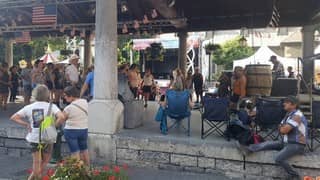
left=284, top=96, right=299, bottom=105
left=269, top=55, right=277, bottom=61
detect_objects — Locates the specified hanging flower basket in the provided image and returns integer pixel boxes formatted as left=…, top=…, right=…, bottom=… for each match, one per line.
left=204, top=43, right=220, bottom=55
left=146, top=43, right=165, bottom=61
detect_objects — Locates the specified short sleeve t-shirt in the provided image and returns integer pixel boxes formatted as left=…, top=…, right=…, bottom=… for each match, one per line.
left=15, top=102, right=61, bottom=143
left=85, top=72, right=94, bottom=97
left=65, top=64, right=79, bottom=83
left=63, top=99, right=88, bottom=130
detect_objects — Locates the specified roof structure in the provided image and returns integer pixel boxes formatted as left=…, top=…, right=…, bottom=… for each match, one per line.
left=0, top=0, right=319, bottom=38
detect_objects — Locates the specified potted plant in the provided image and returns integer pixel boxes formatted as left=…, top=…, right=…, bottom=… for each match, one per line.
left=204, top=43, right=220, bottom=55
left=146, top=43, right=165, bottom=61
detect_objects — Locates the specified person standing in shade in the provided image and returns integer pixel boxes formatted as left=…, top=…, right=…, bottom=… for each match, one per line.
left=31, top=60, right=46, bottom=89
left=142, top=68, right=154, bottom=107
left=0, top=62, right=11, bottom=110
left=9, top=65, right=20, bottom=103
left=21, top=61, right=33, bottom=105
left=270, top=55, right=285, bottom=79
left=128, top=64, right=141, bottom=99
left=287, top=66, right=295, bottom=78
left=231, top=66, right=247, bottom=103
left=185, top=71, right=193, bottom=100
left=56, top=86, right=90, bottom=166
left=192, top=67, right=203, bottom=103
left=80, top=67, right=94, bottom=101
left=65, top=54, right=80, bottom=87
left=52, top=64, right=64, bottom=107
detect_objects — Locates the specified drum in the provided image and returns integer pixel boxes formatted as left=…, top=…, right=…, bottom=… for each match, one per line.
left=245, top=64, right=272, bottom=96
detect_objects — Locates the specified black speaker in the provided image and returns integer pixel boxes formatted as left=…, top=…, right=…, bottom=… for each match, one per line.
left=312, top=101, right=320, bottom=128
left=271, top=78, right=298, bottom=97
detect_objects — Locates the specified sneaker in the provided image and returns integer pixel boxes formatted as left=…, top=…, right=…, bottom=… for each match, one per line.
left=235, top=141, right=252, bottom=156
left=144, top=104, right=148, bottom=108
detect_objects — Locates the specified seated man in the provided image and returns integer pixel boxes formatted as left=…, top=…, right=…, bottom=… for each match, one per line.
left=237, top=96, right=307, bottom=180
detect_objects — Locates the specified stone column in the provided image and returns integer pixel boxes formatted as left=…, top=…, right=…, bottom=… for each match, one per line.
left=5, top=39, right=13, bottom=67
left=88, top=0, right=124, bottom=163
left=178, top=31, right=188, bottom=75
left=84, top=31, right=92, bottom=70
left=301, top=25, right=315, bottom=87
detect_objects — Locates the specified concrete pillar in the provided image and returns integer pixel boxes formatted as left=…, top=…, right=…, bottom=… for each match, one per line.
left=84, top=32, right=92, bottom=70
left=88, top=0, right=124, bottom=163
left=301, top=25, right=315, bottom=87
left=5, top=39, right=13, bottom=67
left=178, top=31, right=188, bottom=75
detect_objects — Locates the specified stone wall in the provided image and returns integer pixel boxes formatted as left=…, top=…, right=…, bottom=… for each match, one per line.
left=0, top=126, right=69, bottom=158
left=115, top=136, right=320, bottom=179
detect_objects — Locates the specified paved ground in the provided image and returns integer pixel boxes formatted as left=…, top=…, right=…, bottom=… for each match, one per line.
left=0, top=98, right=235, bottom=180
left=0, top=154, right=234, bottom=180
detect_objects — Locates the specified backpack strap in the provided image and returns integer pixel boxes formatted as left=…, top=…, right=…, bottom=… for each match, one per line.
left=47, top=102, right=53, bottom=116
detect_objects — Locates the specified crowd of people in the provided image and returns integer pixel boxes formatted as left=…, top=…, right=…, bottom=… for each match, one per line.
left=0, top=55, right=94, bottom=110
left=0, top=55, right=307, bottom=180
left=0, top=54, right=93, bottom=180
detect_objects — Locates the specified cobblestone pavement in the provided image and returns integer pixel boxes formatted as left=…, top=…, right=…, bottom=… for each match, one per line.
left=0, top=153, right=235, bottom=180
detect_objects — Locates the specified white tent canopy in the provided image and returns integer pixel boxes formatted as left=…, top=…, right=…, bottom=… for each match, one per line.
left=40, top=53, right=59, bottom=64
left=233, top=46, right=301, bottom=75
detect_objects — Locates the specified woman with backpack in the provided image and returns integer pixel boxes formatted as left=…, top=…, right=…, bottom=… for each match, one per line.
left=10, top=85, right=64, bottom=180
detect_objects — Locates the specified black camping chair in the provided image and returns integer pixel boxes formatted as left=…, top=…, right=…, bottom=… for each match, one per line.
left=310, top=101, right=320, bottom=151
left=255, top=98, right=286, bottom=140
left=200, top=96, right=229, bottom=139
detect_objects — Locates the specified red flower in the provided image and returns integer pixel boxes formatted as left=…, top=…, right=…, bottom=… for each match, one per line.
left=42, top=175, right=50, bottom=180
left=27, top=168, right=33, bottom=175
left=47, top=168, right=55, bottom=176
left=113, top=166, right=121, bottom=173
left=122, top=163, right=128, bottom=170
left=303, top=176, right=314, bottom=180
left=103, top=165, right=110, bottom=171
left=108, top=176, right=116, bottom=180
left=92, top=169, right=100, bottom=176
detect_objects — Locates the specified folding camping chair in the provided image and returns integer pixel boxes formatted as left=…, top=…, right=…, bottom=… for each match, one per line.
left=201, top=96, right=229, bottom=139
left=166, top=89, right=191, bottom=136
left=255, top=98, right=286, bottom=140
left=310, top=100, right=320, bottom=151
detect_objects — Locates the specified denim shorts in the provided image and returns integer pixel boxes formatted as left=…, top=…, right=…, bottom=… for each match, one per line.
left=24, top=85, right=32, bottom=97
left=64, top=129, right=88, bottom=153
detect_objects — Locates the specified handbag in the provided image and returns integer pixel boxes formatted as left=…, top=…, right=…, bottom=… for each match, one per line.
left=155, top=106, right=164, bottom=122
left=40, top=102, right=57, bottom=144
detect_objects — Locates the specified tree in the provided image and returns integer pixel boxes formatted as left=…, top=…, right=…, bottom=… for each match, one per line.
left=212, top=36, right=254, bottom=70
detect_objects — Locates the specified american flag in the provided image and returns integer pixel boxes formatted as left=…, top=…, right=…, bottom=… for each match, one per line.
left=15, top=31, right=31, bottom=43
left=32, top=5, right=57, bottom=25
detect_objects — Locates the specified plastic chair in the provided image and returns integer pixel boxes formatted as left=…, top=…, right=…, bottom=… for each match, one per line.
left=166, top=89, right=191, bottom=136
left=201, top=96, right=229, bottom=139
left=255, top=98, right=286, bottom=140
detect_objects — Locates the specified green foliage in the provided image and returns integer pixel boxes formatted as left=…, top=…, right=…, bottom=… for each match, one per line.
left=118, top=37, right=140, bottom=64
left=212, top=36, right=254, bottom=70
left=49, top=158, right=129, bottom=180
left=51, top=158, right=90, bottom=180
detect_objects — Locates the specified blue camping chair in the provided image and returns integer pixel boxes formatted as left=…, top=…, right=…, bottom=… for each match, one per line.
left=201, top=96, right=229, bottom=139
left=166, top=89, right=191, bottom=136
left=255, top=98, right=286, bottom=140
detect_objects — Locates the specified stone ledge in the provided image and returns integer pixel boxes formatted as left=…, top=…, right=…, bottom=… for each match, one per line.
left=115, top=135, right=320, bottom=169
left=170, top=154, right=197, bottom=167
